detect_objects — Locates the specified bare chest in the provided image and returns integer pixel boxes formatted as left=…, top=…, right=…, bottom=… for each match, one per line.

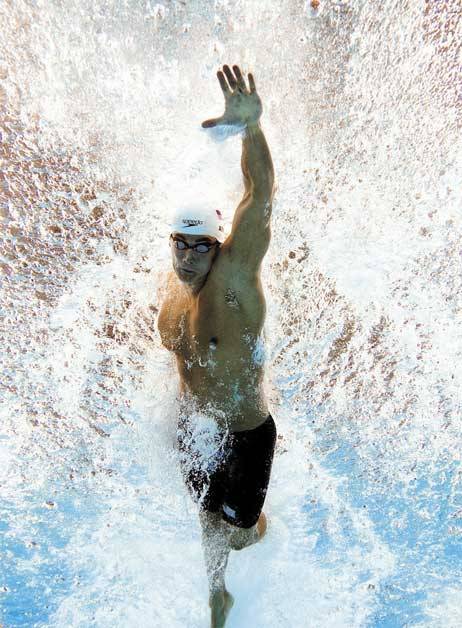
left=157, top=275, right=265, bottom=365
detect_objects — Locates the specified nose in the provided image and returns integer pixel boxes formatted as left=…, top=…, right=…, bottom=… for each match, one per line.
left=183, top=248, right=196, bottom=263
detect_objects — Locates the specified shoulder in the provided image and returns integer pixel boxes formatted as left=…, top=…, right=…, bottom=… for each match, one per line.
left=156, top=270, right=173, bottom=300
left=157, top=271, right=177, bottom=316
left=209, top=243, right=262, bottom=290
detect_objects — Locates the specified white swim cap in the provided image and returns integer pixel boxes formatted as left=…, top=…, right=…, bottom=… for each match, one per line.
left=170, top=204, right=225, bottom=242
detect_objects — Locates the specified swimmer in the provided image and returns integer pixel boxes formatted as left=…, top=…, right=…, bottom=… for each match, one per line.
left=158, top=64, right=276, bottom=627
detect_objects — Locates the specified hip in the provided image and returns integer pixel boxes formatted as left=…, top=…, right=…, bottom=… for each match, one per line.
left=177, top=390, right=270, bottom=431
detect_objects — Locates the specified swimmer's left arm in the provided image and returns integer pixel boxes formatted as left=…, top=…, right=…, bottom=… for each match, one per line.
left=228, top=104, right=274, bottom=271
left=201, top=64, right=275, bottom=271
left=202, top=64, right=274, bottom=203
left=240, top=122, right=275, bottom=209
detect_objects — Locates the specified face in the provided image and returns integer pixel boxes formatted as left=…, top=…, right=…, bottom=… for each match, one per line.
left=170, top=232, right=220, bottom=285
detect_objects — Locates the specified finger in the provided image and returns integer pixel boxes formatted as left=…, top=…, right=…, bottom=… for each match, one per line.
left=217, top=71, right=230, bottom=96
left=222, top=64, right=237, bottom=89
left=248, top=72, right=256, bottom=93
left=233, top=65, right=247, bottom=92
left=201, top=117, right=222, bottom=128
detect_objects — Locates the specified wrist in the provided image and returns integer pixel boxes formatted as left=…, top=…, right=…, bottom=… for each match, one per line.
left=244, top=122, right=262, bottom=141
left=245, top=120, right=261, bottom=134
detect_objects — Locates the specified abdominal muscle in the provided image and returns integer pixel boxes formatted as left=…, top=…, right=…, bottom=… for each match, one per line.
left=175, top=355, right=269, bottom=432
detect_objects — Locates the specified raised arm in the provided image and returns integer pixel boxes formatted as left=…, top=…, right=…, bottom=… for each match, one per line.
left=240, top=121, right=274, bottom=207
left=202, top=65, right=275, bottom=273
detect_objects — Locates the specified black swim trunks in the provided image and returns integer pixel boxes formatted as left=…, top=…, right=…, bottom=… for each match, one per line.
left=177, top=414, right=276, bottom=529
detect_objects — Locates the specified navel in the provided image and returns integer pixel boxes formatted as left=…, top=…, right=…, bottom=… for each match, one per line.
left=209, top=336, right=218, bottom=350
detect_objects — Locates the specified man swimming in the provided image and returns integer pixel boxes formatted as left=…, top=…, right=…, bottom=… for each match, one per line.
left=158, top=64, right=275, bottom=627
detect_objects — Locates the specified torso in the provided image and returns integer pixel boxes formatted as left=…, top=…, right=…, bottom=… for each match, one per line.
left=157, top=246, right=269, bottom=432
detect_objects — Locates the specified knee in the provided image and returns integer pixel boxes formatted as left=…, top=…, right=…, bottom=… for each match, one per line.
left=227, top=524, right=256, bottom=551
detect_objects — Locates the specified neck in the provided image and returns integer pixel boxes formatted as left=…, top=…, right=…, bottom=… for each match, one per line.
left=185, top=281, right=203, bottom=297
left=183, top=272, right=209, bottom=297
left=181, top=248, right=219, bottom=296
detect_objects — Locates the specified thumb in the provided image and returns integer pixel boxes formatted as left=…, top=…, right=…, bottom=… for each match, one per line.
left=201, top=116, right=223, bottom=129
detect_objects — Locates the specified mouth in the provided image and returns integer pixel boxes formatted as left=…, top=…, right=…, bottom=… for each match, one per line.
left=181, top=267, right=195, bottom=275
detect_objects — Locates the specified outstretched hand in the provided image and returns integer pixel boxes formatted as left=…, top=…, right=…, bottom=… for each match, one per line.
left=201, top=65, right=262, bottom=129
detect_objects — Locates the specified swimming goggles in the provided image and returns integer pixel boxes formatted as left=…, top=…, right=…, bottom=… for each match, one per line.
left=170, top=235, right=220, bottom=254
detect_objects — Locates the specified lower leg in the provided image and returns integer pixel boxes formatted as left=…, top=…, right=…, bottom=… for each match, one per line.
left=199, top=510, right=230, bottom=593
left=199, top=510, right=234, bottom=627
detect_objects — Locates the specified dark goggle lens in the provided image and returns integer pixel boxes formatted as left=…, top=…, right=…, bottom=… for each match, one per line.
left=194, top=244, right=211, bottom=253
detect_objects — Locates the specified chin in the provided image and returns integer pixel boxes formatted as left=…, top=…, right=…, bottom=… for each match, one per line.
left=176, top=267, right=198, bottom=282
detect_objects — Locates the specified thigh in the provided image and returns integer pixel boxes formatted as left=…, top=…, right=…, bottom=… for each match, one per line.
left=222, top=415, right=277, bottom=528
left=177, top=422, right=229, bottom=513
left=181, top=461, right=226, bottom=513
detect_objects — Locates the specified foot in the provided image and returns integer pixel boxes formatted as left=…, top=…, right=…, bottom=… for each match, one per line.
left=209, top=589, right=234, bottom=628
left=256, top=512, right=267, bottom=541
